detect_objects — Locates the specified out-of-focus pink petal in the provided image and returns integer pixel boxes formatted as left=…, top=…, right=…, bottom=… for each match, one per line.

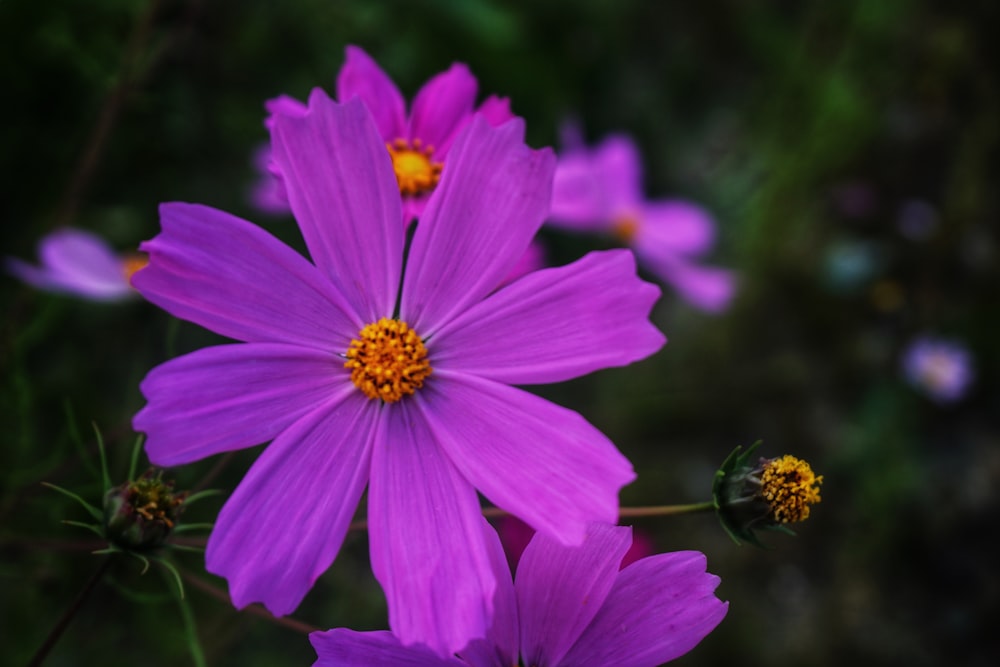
left=5, top=229, right=133, bottom=300
left=622, top=528, right=655, bottom=568
left=517, top=523, right=632, bottom=667
left=134, top=343, right=344, bottom=466
left=458, top=520, right=520, bottom=667
left=264, top=94, right=308, bottom=129
left=432, top=250, right=664, bottom=385
left=414, top=372, right=635, bottom=547
left=644, top=257, right=737, bottom=314
left=635, top=200, right=717, bottom=256
left=548, top=148, right=614, bottom=229
left=205, top=391, right=375, bottom=616
left=496, top=515, right=535, bottom=569
left=368, top=402, right=495, bottom=657
left=271, top=93, right=403, bottom=323
left=310, top=629, right=466, bottom=667
left=475, top=95, right=516, bottom=127
left=336, top=45, right=406, bottom=140
left=594, top=134, right=644, bottom=211
left=408, top=62, right=477, bottom=155
left=400, top=118, right=555, bottom=335
left=134, top=202, right=359, bottom=347
left=248, top=144, right=292, bottom=215
left=562, top=551, right=728, bottom=667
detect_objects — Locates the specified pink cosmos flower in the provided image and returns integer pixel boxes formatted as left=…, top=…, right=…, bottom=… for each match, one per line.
left=902, top=336, right=973, bottom=404
left=548, top=133, right=736, bottom=313
left=132, top=94, right=665, bottom=655
left=251, top=45, right=515, bottom=221
left=311, top=522, right=728, bottom=666
left=5, top=228, right=145, bottom=302
left=497, top=514, right=653, bottom=571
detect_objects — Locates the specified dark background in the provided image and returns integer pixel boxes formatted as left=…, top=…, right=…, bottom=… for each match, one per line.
left=2, top=1, right=998, bottom=665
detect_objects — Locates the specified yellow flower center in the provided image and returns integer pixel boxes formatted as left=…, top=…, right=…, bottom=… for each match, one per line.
left=759, top=455, right=823, bottom=524
left=386, top=138, right=442, bottom=197
left=121, top=253, right=149, bottom=283
left=611, top=215, right=640, bottom=243
left=345, top=317, right=432, bottom=402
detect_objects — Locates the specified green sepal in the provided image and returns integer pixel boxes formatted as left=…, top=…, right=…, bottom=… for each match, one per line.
left=42, top=482, right=103, bottom=521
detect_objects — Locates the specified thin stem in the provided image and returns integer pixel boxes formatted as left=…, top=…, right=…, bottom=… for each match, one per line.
left=28, top=556, right=113, bottom=667
left=618, top=501, right=717, bottom=518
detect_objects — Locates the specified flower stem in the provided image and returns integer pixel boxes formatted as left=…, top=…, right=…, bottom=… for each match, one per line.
left=618, top=501, right=717, bottom=518
left=28, top=555, right=113, bottom=667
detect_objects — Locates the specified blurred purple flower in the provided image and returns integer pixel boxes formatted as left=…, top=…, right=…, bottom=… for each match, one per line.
left=548, top=133, right=736, bottom=313
left=133, top=95, right=664, bottom=655
left=311, top=522, right=727, bottom=666
left=5, top=228, right=144, bottom=302
left=251, top=45, right=516, bottom=221
left=902, top=337, right=973, bottom=404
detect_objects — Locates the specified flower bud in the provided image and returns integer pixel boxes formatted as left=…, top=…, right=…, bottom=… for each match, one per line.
left=103, top=469, right=186, bottom=551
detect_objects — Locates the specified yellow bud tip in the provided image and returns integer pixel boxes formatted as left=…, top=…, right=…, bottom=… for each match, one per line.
left=759, top=455, right=823, bottom=524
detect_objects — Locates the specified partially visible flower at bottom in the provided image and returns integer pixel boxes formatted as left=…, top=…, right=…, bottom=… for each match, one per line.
left=902, top=336, right=973, bottom=404
left=5, top=228, right=145, bottom=301
left=311, top=521, right=727, bottom=667
left=497, top=514, right=653, bottom=571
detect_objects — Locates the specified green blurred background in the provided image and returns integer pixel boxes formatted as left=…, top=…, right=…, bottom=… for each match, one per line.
left=2, top=0, right=998, bottom=665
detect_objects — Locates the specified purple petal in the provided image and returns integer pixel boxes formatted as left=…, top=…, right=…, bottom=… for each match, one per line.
left=311, top=629, right=465, bottom=667
left=474, top=95, right=516, bottom=128
left=248, top=144, right=292, bottom=215
left=635, top=200, right=717, bottom=256
left=135, top=202, right=360, bottom=347
left=368, top=402, right=496, bottom=657
left=134, top=343, right=345, bottom=466
left=517, top=523, right=632, bottom=667
left=264, top=94, right=308, bottom=129
left=205, top=392, right=375, bottom=616
left=400, top=118, right=555, bottom=334
left=6, top=229, right=132, bottom=300
left=562, top=551, right=728, bottom=667
left=547, top=148, right=615, bottom=229
left=271, top=92, right=403, bottom=323
left=408, top=62, right=477, bottom=156
left=643, top=257, right=737, bottom=314
left=594, top=134, right=644, bottom=211
left=335, top=45, right=406, bottom=140
left=459, top=520, right=520, bottom=667
left=432, top=249, right=664, bottom=384
left=499, top=238, right=545, bottom=287
left=414, top=372, right=635, bottom=546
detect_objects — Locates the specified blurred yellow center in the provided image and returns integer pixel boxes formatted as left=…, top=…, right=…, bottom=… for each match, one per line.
left=121, top=253, right=149, bottom=284
left=345, top=318, right=432, bottom=402
left=611, top=215, right=640, bottom=243
left=386, top=138, right=442, bottom=197
left=759, top=455, right=823, bottom=524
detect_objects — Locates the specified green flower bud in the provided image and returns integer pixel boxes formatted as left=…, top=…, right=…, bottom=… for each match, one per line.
left=103, top=470, right=186, bottom=551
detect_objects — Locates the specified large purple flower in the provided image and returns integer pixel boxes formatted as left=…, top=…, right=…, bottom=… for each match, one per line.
left=549, top=133, right=736, bottom=313
left=311, top=522, right=728, bottom=666
left=253, top=45, right=514, bottom=221
left=133, top=93, right=664, bottom=655
left=5, top=228, right=144, bottom=302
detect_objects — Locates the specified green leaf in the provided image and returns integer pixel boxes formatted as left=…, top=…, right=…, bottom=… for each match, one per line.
left=42, top=482, right=102, bottom=521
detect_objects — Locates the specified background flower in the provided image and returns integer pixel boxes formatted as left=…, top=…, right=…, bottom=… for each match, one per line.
left=902, top=336, right=973, bottom=404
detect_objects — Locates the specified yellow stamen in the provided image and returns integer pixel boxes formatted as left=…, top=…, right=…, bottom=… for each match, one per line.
left=345, top=317, right=432, bottom=402
left=611, top=215, right=640, bottom=243
left=122, top=253, right=149, bottom=283
left=386, top=138, right=443, bottom=197
left=759, top=455, right=823, bottom=524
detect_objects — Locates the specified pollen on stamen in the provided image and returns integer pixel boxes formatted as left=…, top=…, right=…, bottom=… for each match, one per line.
left=386, top=138, right=443, bottom=197
left=345, top=317, right=432, bottom=402
left=759, top=455, right=823, bottom=524
left=122, top=253, right=149, bottom=284
left=611, top=215, right=640, bottom=243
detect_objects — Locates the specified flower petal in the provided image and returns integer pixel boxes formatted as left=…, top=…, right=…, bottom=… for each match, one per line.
left=459, top=520, right=520, bottom=667
left=595, top=134, right=644, bottom=212
left=6, top=229, right=131, bottom=300
left=335, top=45, right=406, bottom=140
left=205, top=391, right=375, bottom=616
left=562, top=551, right=729, bottom=667
left=432, top=249, right=664, bottom=384
left=134, top=343, right=345, bottom=466
left=517, top=523, right=632, bottom=667
left=135, top=202, right=359, bottom=347
left=643, top=257, right=737, bottom=314
left=548, top=134, right=643, bottom=229
left=408, top=62, right=477, bottom=156
left=635, top=200, right=717, bottom=256
left=400, top=118, right=555, bottom=334
left=271, top=92, right=404, bottom=322
left=415, top=372, right=635, bottom=546
left=474, top=95, right=516, bottom=128
left=311, top=629, right=465, bottom=667
left=368, top=402, right=496, bottom=657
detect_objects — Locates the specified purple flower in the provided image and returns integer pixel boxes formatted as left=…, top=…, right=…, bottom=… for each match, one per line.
left=902, top=336, right=973, bottom=403
left=310, top=522, right=728, bottom=666
left=133, top=94, right=664, bottom=655
left=5, top=228, right=145, bottom=302
left=549, top=133, right=736, bottom=313
left=252, top=45, right=515, bottom=221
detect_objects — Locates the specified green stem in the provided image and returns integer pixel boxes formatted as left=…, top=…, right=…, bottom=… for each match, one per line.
left=28, top=556, right=113, bottom=667
left=618, top=501, right=717, bottom=518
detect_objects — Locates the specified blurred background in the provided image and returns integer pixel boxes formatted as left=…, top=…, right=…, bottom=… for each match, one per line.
left=2, top=0, right=998, bottom=665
